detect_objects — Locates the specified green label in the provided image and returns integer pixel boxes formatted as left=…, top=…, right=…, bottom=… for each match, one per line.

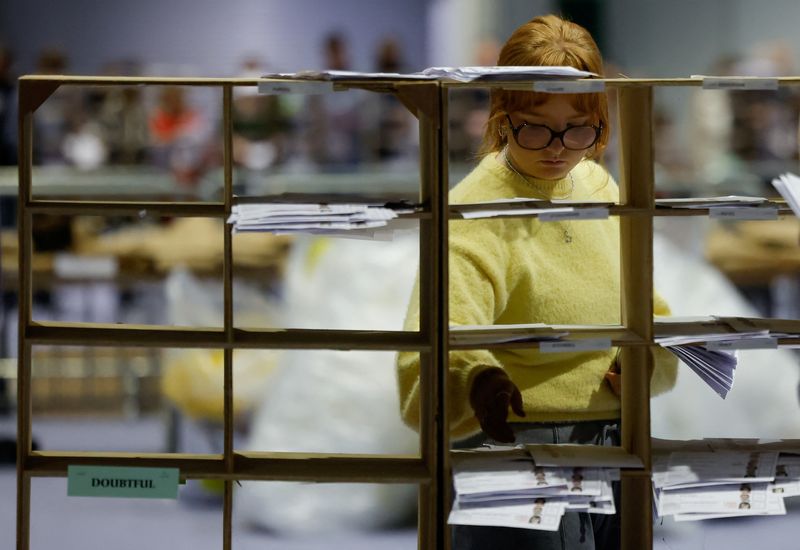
left=67, top=466, right=180, bottom=499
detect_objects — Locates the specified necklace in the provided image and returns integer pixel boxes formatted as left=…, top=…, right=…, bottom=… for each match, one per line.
left=501, top=146, right=575, bottom=243
left=501, top=146, right=575, bottom=200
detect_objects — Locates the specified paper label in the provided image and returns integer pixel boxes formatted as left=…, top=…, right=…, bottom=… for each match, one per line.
left=707, top=338, right=779, bottom=351
left=709, top=206, right=778, bottom=220
left=540, top=338, right=611, bottom=353
left=258, top=81, right=334, bottom=95
left=540, top=208, right=609, bottom=221
left=533, top=80, right=605, bottom=93
left=67, top=466, right=180, bottom=499
left=701, top=77, right=779, bottom=91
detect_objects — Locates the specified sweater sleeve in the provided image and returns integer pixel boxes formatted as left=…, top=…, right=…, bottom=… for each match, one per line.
left=650, top=291, right=678, bottom=395
left=396, top=219, right=510, bottom=435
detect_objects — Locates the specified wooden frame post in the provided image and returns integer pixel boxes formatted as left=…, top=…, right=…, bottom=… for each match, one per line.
left=617, top=85, right=655, bottom=550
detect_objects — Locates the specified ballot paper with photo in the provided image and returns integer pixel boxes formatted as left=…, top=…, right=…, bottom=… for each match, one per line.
left=451, top=448, right=551, bottom=497
left=673, top=489, right=786, bottom=521
left=449, top=499, right=567, bottom=531
left=658, top=482, right=771, bottom=516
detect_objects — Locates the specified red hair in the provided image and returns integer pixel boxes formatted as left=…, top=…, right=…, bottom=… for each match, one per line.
left=479, top=14, right=609, bottom=159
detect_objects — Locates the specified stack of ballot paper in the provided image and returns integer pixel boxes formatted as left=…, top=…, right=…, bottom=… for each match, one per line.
left=655, top=196, right=769, bottom=209
left=653, top=444, right=800, bottom=521
left=227, top=201, right=410, bottom=237
left=263, top=66, right=595, bottom=83
left=771, top=172, right=800, bottom=217
left=449, top=323, right=568, bottom=345
left=654, top=315, right=796, bottom=399
left=261, top=69, right=436, bottom=81
left=660, top=345, right=737, bottom=399
left=416, top=65, right=595, bottom=82
left=448, top=444, right=641, bottom=531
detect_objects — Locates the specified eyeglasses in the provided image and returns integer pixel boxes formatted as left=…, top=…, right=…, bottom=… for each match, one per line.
left=505, top=114, right=602, bottom=151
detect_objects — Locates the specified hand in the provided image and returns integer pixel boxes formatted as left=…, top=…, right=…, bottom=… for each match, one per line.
left=604, top=361, right=621, bottom=397
left=469, top=368, right=525, bottom=443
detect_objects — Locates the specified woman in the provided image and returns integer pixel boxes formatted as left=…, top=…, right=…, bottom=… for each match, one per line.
left=397, top=14, right=677, bottom=549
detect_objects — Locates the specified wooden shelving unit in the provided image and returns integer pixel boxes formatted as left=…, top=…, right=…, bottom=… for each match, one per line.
left=16, top=73, right=800, bottom=550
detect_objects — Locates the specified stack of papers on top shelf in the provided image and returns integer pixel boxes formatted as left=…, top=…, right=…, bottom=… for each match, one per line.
left=416, top=65, right=595, bottom=82
left=652, top=445, right=798, bottom=521
left=261, top=66, right=595, bottom=83
left=771, top=172, right=800, bottom=217
left=227, top=201, right=412, bottom=238
left=261, top=70, right=436, bottom=81
left=449, top=445, right=638, bottom=531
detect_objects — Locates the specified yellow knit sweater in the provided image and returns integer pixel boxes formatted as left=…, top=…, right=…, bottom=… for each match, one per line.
left=397, top=154, right=677, bottom=439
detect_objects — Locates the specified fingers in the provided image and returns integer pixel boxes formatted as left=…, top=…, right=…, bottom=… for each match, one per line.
left=478, top=391, right=516, bottom=443
left=469, top=369, right=525, bottom=443
left=605, top=371, right=621, bottom=397
left=510, top=388, right=526, bottom=418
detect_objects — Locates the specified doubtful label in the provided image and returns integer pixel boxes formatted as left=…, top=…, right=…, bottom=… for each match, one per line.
left=67, top=465, right=180, bottom=499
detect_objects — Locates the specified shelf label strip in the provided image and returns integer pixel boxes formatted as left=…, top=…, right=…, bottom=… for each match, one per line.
left=540, top=338, right=612, bottom=353
left=533, top=80, right=606, bottom=93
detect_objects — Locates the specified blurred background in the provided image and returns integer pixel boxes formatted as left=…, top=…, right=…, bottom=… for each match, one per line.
left=2, top=0, right=800, bottom=548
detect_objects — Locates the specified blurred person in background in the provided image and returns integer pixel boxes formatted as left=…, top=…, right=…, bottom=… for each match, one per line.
left=97, top=59, right=149, bottom=165
left=362, top=36, right=417, bottom=166
left=729, top=41, right=800, bottom=187
left=687, top=54, right=740, bottom=186
left=148, top=85, right=212, bottom=187
left=304, top=32, right=364, bottom=170
left=231, top=56, right=293, bottom=172
left=32, top=48, right=78, bottom=166
left=447, top=38, right=498, bottom=165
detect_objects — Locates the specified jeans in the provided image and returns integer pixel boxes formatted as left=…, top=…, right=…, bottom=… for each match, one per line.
left=451, top=419, right=621, bottom=550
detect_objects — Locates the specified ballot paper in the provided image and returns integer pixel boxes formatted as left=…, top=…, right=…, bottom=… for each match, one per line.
left=672, top=490, right=786, bottom=521
left=653, top=439, right=800, bottom=520
left=652, top=315, right=796, bottom=399
left=655, top=196, right=769, bottom=209
left=649, top=445, right=800, bottom=522
left=658, top=481, right=772, bottom=516
left=771, top=172, right=800, bottom=217
left=449, top=323, right=567, bottom=345
left=662, top=345, right=737, bottom=399
left=227, top=202, right=406, bottom=237
left=261, top=66, right=595, bottom=84
left=261, top=70, right=436, bottom=81
left=416, top=65, right=595, bottom=82
left=658, top=450, right=779, bottom=489
left=449, top=500, right=567, bottom=531
left=449, top=444, right=630, bottom=531
left=451, top=197, right=611, bottom=220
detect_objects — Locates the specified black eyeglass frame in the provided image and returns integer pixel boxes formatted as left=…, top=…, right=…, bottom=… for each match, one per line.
left=505, top=114, right=603, bottom=151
